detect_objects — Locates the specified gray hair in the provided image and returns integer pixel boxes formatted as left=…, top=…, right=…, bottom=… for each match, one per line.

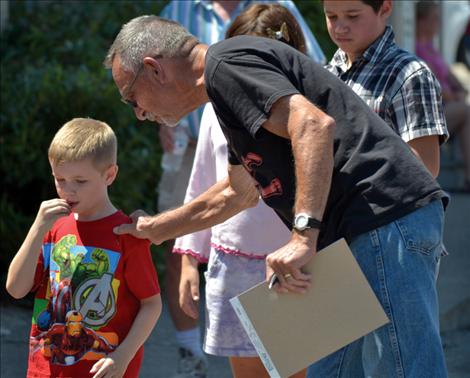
left=104, top=15, right=198, bottom=73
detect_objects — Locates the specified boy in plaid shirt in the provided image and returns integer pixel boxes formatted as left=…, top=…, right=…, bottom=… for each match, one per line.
left=323, top=0, right=448, bottom=177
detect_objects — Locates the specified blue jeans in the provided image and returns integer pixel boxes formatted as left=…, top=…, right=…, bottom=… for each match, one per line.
left=307, top=200, right=447, bottom=378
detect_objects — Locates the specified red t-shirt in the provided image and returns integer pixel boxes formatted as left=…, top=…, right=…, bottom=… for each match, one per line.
left=27, top=211, right=160, bottom=378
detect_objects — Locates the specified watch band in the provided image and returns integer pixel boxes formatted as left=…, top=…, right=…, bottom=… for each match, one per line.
left=304, top=217, right=322, bottom=229
left=293, top=213, right=323, bottom=231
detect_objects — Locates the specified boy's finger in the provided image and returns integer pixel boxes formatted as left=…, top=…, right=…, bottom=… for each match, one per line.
left=90, top=358, right=103, bottom=373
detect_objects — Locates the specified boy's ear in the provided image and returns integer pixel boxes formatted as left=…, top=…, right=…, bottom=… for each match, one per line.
left=143, top=56, right=166, bottom=84
left=104, top=164, right=118, bottom=186
left=380, top=0, right=393, bottom=19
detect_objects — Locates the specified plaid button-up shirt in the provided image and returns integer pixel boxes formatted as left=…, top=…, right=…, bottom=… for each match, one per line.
left=327, top=26, right=448, bottom=144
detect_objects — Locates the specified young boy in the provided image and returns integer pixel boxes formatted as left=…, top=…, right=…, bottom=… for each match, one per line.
left=323, top=0, right=448, bottom=177
left=6, top=118, right=162, bottom=377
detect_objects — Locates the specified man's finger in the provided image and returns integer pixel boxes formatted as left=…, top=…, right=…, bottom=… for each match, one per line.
left=279, top=277, right=309, bottom=294
left=113, top=223, right=133, bottom=235
left=129, top=209, right=147, bottom=219
left=290, top=269, right=311, bottom=282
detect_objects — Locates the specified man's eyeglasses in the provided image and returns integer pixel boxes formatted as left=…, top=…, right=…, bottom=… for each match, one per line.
left=120, top=64, right=145, bottom=108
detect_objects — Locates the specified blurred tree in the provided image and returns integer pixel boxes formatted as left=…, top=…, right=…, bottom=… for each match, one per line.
left=0, top=1, right=168, bottom=278
left=295, top=0, right=337, bottom=59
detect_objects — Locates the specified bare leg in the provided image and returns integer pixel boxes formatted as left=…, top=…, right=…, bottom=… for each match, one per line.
left=229, top=356, right=307, bottom=378
left=444, top=100, right=470, bottom=183
left=164, top=240, right=199, bottom=331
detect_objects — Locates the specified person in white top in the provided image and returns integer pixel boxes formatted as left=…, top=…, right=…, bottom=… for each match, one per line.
left=172, top=4, right=324, bottom=377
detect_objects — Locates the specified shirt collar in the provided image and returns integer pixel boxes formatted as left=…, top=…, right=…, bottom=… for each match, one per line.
left=329, top=25, right=395, bottom=74
left=361, top=25, right=395, bottom=64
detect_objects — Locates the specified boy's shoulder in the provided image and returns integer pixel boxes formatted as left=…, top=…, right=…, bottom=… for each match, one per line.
left=381, top=45, right=430, bottom=73
left=366, top=43, right=438, bottom=95
left=111, top=211, right=151, bottom=252
left=364, top=25, right=434, bottom=83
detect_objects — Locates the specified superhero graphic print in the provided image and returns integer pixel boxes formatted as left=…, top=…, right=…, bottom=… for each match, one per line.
left=31, top=235, right=122, bottom=366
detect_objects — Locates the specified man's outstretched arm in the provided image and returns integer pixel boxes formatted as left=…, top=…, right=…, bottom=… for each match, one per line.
left=114, top=164, right=259, bottom=244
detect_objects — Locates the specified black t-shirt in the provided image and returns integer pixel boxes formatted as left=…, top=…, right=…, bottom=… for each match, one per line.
left=205, top=35, right=448, bottom=248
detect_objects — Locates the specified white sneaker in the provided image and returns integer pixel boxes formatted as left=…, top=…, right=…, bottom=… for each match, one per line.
left=173, top=347, right=208, bottom=378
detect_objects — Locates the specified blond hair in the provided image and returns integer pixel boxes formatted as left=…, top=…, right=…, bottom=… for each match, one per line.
left=48, top=118, right=117, bottom=171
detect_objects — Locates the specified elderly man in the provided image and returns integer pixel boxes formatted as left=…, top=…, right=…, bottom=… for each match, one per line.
left=105, top=15, right=448, bottom=378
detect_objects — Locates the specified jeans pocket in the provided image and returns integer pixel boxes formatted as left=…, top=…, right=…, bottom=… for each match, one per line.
left=395, top=203, right=443, bottom=256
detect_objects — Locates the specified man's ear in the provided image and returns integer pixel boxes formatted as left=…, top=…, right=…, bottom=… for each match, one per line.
left=143, top=56, right=166, bottom=84
left=104, top=164, right=119, bottom=186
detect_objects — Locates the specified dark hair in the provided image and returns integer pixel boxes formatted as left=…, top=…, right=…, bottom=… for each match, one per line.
left=361, top=0, right=385, bottom=13
left=226, top=3, right=306, bottom=54
left=416, top=1, right=439, bottom=21
left=321, top=0, right=385, bottom=14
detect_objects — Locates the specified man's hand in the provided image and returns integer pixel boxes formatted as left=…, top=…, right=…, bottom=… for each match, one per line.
left=113, top=210, right=162, bottom=244
left=159, top=124, right=175, bottom=152
left=179, top=254, right=200, bottom=319
left=266, top=231, right=315, bottom=294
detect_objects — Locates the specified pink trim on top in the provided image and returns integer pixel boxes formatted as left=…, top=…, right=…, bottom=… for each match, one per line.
left=210, top=242, right=267, bottom=260
left=172, top=248, right=209, bottom=263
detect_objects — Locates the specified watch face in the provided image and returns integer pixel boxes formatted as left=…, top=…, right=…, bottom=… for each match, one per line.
left=296, top=214, right=308, bottom=228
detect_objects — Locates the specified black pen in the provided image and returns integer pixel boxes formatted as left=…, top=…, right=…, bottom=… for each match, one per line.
left=268, top=273, right=279, bottom=289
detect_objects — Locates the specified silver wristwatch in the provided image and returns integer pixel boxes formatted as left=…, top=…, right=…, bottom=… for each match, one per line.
left=293, top=213, right=322, bottom=231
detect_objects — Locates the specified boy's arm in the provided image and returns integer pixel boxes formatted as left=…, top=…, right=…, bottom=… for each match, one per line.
left=90, top=294, right=162, bottom=378
left=391, top=68, right=447, bottom=177
left=408, top=135, right=440, bottom=177
left=6, top=199, right=70, bottom=298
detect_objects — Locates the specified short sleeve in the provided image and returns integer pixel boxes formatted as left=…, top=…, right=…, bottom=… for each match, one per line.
left=389, top=67, right=449, bottom=144
left=207, top=50, right=299, bottom=137
left=31, top=231, right=52, bottom=292
left=122, top=236, right=160, bottom=299
left=172, top=104, right=216, bottom=262
left=31, top=254, right=46, bottom=293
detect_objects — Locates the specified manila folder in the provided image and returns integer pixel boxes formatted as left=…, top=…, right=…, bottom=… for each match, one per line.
left=230, top=238, right=389, bottom=378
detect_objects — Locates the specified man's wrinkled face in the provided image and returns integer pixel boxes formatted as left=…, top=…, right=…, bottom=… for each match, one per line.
left=111, top=54, right=183, bottom=127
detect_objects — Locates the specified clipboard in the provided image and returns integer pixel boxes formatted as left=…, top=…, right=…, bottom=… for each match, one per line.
left=230, top=238, right=389, bottom=378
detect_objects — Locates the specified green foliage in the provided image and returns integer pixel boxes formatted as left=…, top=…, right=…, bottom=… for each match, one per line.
left=294, top=0, right=337, bottom=59
left=0, top=1, right=168, bottom=274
